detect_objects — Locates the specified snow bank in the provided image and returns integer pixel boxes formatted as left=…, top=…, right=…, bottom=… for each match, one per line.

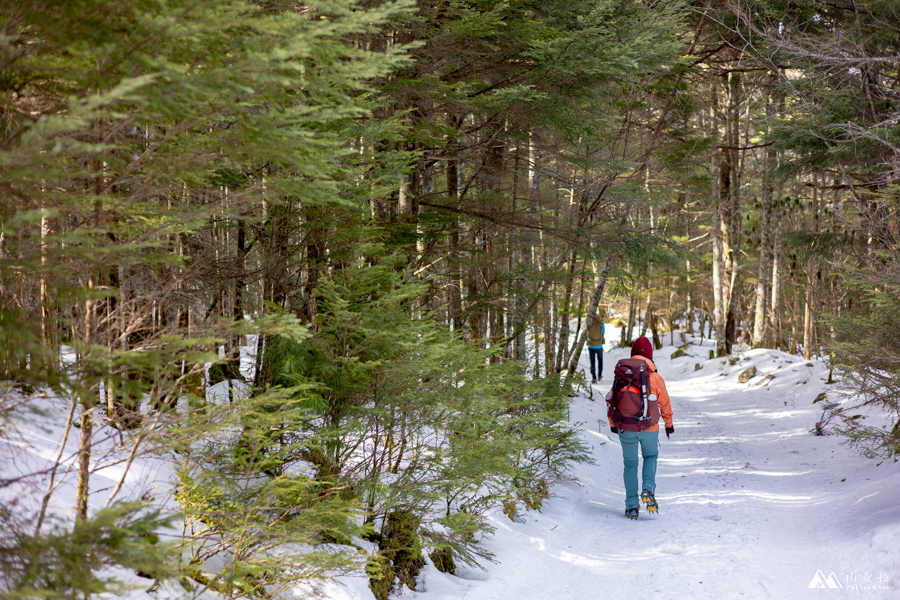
left=4, top=328, right=900, bottom=599
left=406, top=331, right=900, bottom=600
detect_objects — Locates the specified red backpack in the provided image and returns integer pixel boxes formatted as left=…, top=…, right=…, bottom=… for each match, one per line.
left=608, top=358, right=661, bottom=432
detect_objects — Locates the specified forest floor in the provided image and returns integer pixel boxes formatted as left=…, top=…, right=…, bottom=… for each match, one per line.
left=5, top=331, right=900, bottom=600
left=395, top=332, right=900, bottom=600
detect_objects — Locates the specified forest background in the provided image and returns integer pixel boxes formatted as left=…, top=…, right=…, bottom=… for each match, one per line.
left=2, top=0, right=900, bottom=599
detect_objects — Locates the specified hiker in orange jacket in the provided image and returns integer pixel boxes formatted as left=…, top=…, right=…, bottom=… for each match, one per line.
left=607, top=336, right=674, bottom=519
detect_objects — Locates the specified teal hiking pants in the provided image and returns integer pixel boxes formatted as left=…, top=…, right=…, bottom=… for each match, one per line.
left=619, top=429, right=659, bottom=509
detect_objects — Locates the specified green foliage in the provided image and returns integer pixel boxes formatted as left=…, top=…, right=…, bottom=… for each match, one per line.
left=172, top=385, right=365, bottom=597
left=260, top=257, right=589, bottom=571
left=0, top=0, right=420, bottom=596
left=830, top=252, right=900, bottom=457
left=0, top=503, right=175, bottom=600
left=762, top=1, right=900, bottom=179
left=428, top=546, right=456, bottom=575
left=365, top=553, right=393, bottom=600
left=378, top=510, right=424, bottom=592
left=0, top=0, right=689, bottom=596
left=0, top=0, right=414, bottom=386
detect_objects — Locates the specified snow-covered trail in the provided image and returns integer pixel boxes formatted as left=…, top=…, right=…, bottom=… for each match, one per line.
left=6, top=333, right=900, bottom=600
left=412, top=337, right=900, bottom=600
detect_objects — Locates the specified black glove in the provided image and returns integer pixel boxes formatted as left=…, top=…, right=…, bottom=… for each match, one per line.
left=610, top=426, right=619, bottom=434
left=665, top=426, right=674, bottom=439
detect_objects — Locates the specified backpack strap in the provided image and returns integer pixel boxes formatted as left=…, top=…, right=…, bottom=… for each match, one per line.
left=639, top=364, right=648, bottom=420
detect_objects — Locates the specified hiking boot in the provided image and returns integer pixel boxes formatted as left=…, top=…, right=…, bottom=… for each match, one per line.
left=625, top=507, right=639, bottom=520
left=591, top=378, right=598, bottom=384
left=641, top=489, right=658, bottom=513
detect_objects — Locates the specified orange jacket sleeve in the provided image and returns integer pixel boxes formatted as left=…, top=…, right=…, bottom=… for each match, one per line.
left=650, top=370, right=673, bottom=430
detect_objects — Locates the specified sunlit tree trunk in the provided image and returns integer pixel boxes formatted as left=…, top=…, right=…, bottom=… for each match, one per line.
left=768, top=191, right=784, bottom=348
left=753, top=86, right=777, bottom=347
left=76, top=270, right=100, bottom=523
left=40, top=201, right=52, bottom=351
left=712, top=197, right=727, bottom=356
left=447, top=144, right=462, bottom=331
left=721, top=71, right=742, bottom=354
left=555, top=250, right=577, bottom=372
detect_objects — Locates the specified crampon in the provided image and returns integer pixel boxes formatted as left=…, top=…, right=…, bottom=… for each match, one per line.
left=641, top=489, right=658, bottom=513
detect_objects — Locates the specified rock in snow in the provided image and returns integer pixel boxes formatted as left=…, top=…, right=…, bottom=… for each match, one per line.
left=738, top=365, right=757, bottom=383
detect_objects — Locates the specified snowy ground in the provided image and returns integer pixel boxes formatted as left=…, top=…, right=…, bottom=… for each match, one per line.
left=403, top=334, right=900, bottom=600
left=4, top=332, right=900, bottom=600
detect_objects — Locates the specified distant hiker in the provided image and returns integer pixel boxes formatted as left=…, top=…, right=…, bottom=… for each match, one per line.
left=606, top=336, right=674, bottom=520
left=586, top=313, right=605, bottom=384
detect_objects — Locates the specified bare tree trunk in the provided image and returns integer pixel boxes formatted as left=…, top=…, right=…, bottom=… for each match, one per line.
left=791, top=279, right=801, bottom=354
left=712, top=200, right=727, bottom=356
left=398, top=176, right=412, bottom=217
left=75, top=399, right=93, bottom=523
left=709, top=72, right=743, bottom=356
left=827, top=178, right=843, bottom=380
left=721, top=71, right=742, bottom=354
left=545, top=239, right=560, bottom=377
left=447, top=158, right=462, bottom=330
left=548, top=294, right=558, bottom=373
left=803, top=259, right=815, bottom=360
left=564, top=259, right=588, bottom=367
left=508, top=147, right=519, bottom=356
left=683, top=192, right=694, bottom=336
left=639, top=291, right=652, bottom=338
left=40, top=201, right=52, bottom=351
left=466, top=226, right=481, bottom=340
left=303, top=207, right=321, bottom=333
left=803, top=176, right=820, bottom=359
left=76, top=163, right=108, bottom=518
left=651, top=313, right=662, bottom=350
left=555, top=250, right=577, bottom=372
left=230, top=217, right=246, bottom=398
left=487, top=234, right=503, bottom=363
left=708, top=87, right=728, bottom=357
left=624, top=293, right=636, bottom=347
left=512, top=135, right=539, bottom=359
left=666, top=276, right=675, bottom=346
left=753, top=87, right=777, bottom=347
left=76, top=275, right=99, bottom=523
left=768, top=194, right=784, bottom=348
left=538, top=149, right=556, bottom=377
